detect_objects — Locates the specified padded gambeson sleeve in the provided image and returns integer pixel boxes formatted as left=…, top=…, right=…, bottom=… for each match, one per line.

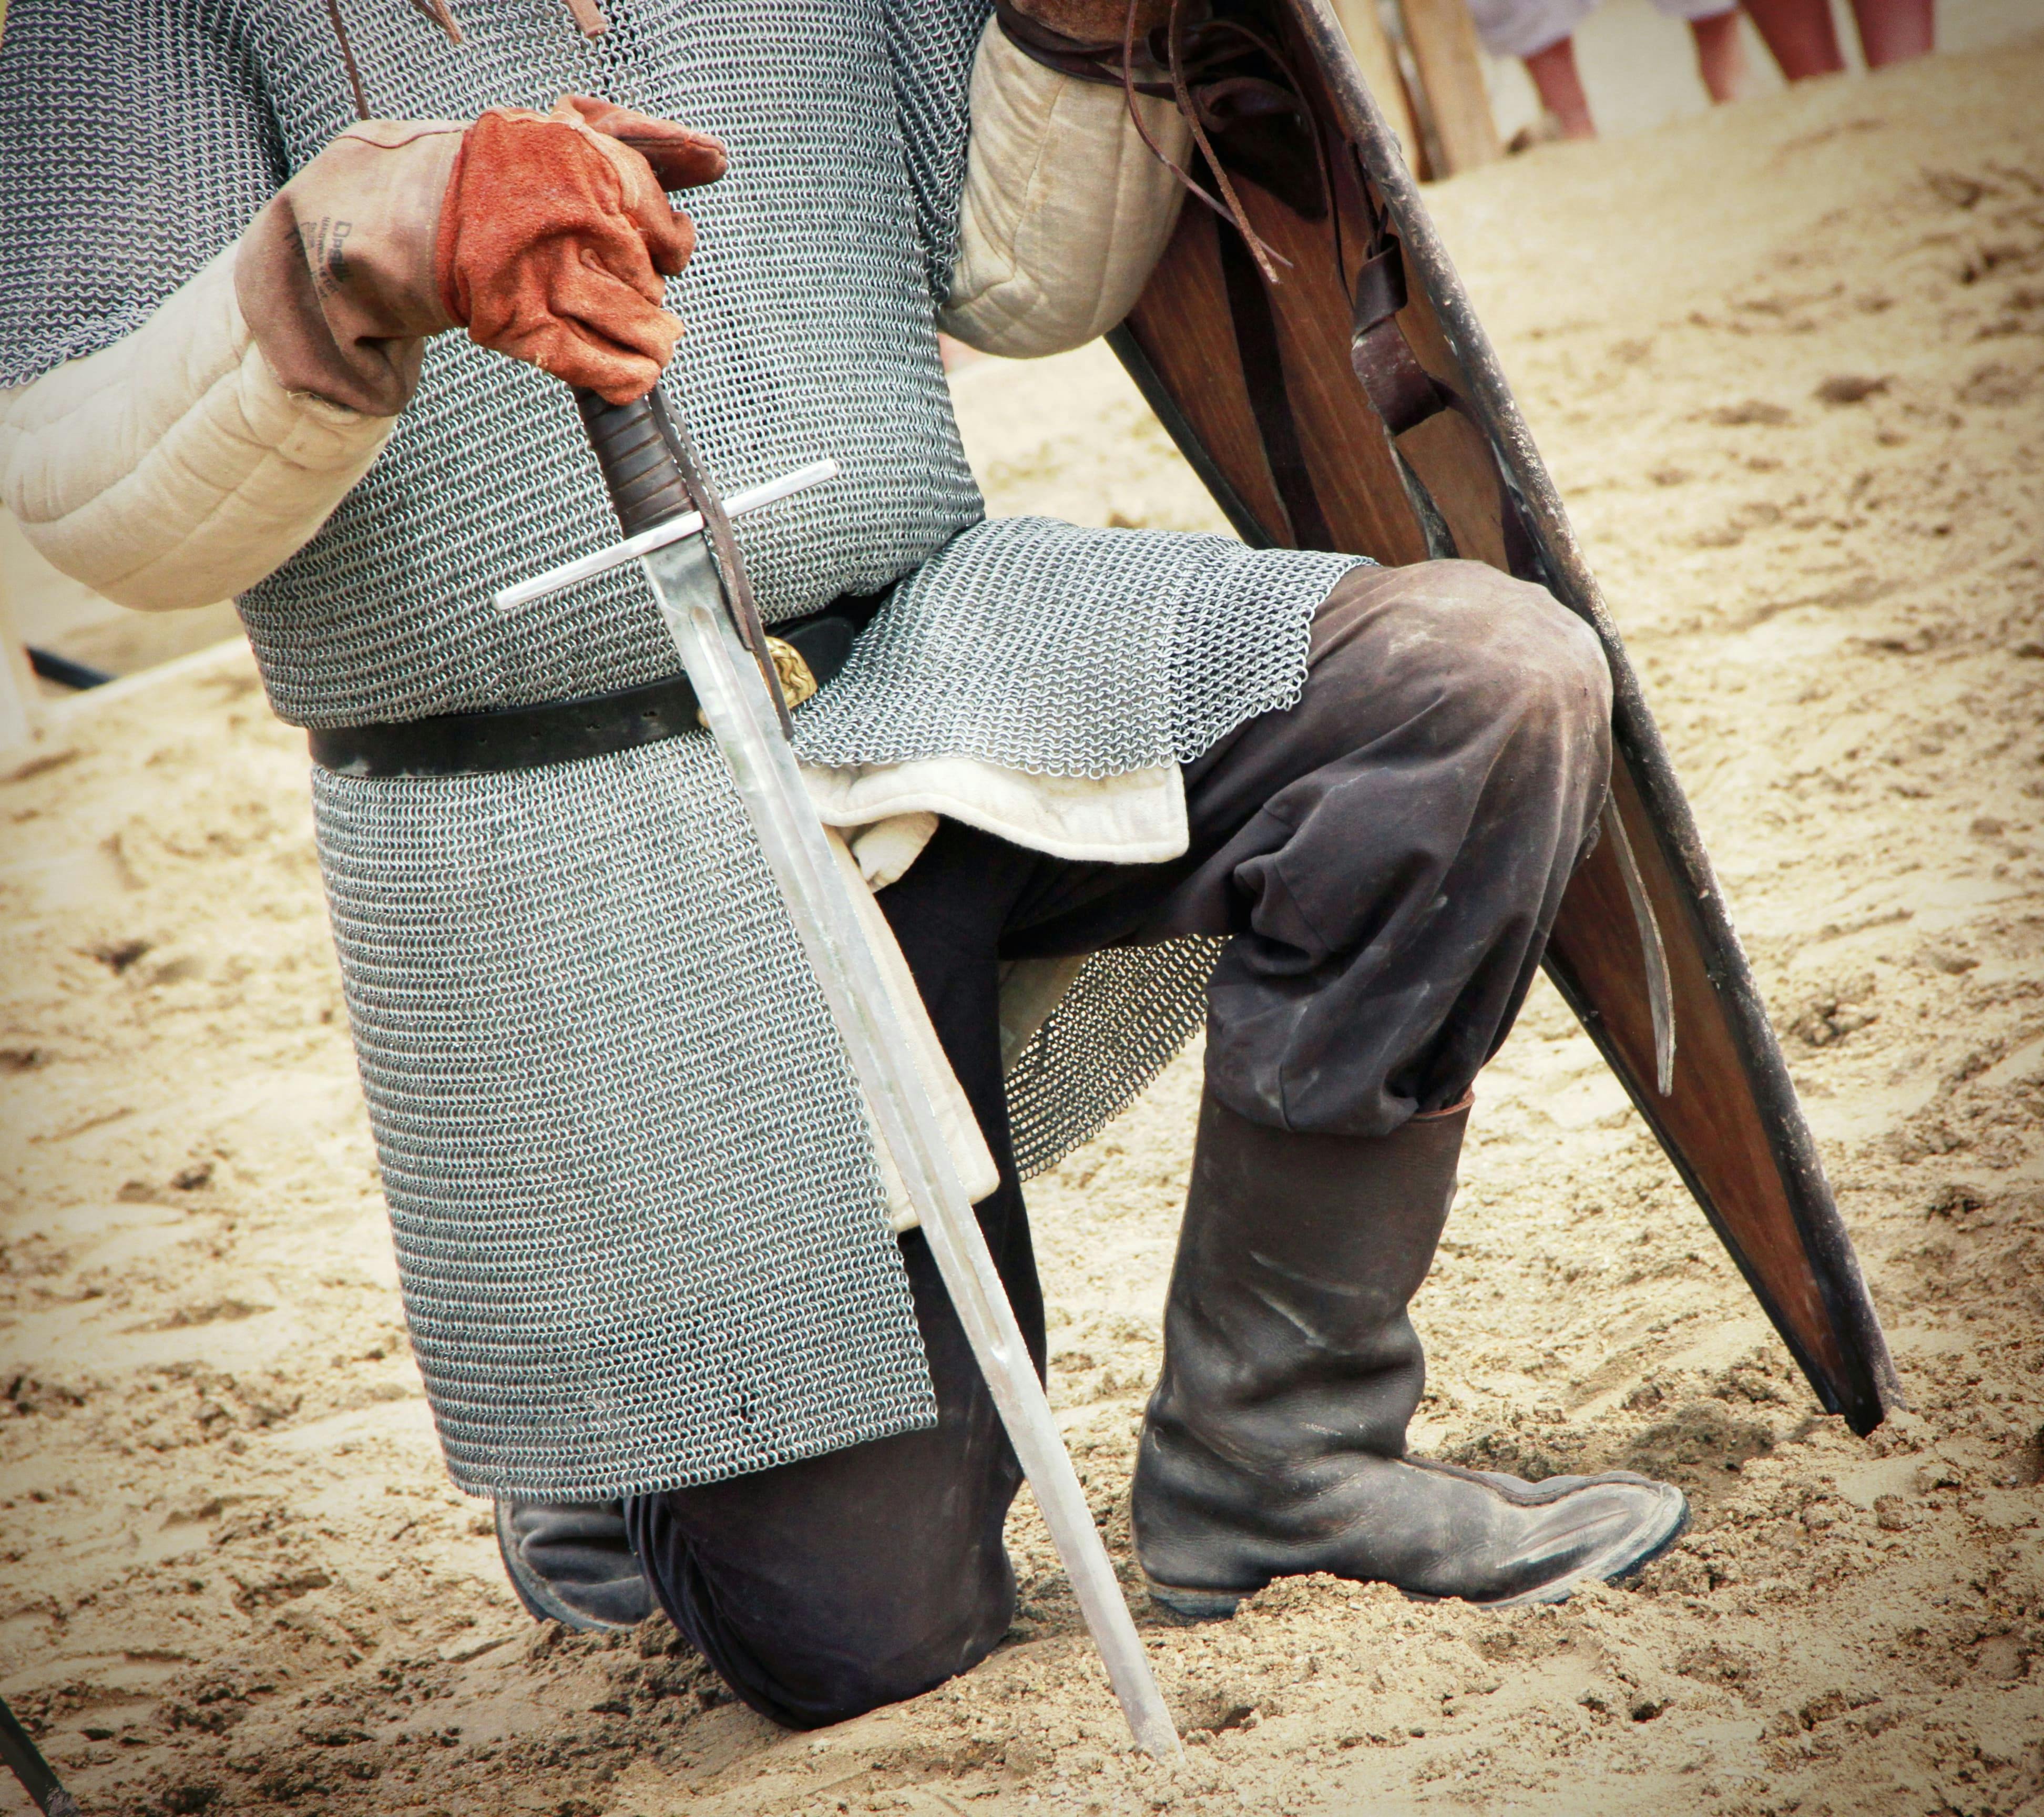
left=0, top=0, right=285, bottom=389
left=1, top=249, right=398, bottom=613
left=940, top=20, right=1190, bottom=356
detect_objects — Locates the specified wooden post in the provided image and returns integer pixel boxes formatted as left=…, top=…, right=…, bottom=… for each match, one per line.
left=1396, top=0, right=1503, bottom=175
left=1325, top=0, right=1425, bottom=175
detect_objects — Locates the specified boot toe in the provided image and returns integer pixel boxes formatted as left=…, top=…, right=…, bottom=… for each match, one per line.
left=1413, top=1464, right=1689, bottom=1607
left=497, top=1497, right=655, bottom=1632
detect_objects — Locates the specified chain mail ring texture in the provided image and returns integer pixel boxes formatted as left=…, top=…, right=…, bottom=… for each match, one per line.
left=1, top=0, right=1362, bottom=1498
left=316, top=736, right=935, bottom=1497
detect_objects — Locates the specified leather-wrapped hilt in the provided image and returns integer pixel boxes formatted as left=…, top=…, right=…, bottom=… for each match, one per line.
left=569, top=382, right=799, bottom=737
left=574, top=387, right=692, bottom=537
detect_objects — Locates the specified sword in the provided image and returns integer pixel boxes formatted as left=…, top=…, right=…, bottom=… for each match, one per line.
left=497, top=387, right=1181, bottom=1761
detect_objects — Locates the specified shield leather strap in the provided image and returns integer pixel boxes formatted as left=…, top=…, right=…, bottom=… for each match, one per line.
left=1217, top=224, right=1332, bottom=549
left=997, top=1, right=1537, bottom=573
left=1344, top=232, right=1544, bottom=580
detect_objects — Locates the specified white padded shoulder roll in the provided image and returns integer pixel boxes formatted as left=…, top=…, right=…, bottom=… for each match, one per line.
left=0, top=247, right=396, bottom=613
left=942, top=20, right=1192, bottom=358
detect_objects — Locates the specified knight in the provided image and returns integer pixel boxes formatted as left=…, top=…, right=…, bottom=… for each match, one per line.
left=0, top=0, right=1686, bottom=1728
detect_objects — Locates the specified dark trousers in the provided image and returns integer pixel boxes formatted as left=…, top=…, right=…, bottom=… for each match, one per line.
left=625, top=560, right=1611, bottom=1728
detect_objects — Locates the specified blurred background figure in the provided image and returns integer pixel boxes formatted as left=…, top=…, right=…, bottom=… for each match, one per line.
left=1469, top=0, right=1751, bottom=140
left=1742, top=0, right=1935, bottom=75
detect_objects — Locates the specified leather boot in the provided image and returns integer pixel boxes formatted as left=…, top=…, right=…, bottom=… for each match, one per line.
left=1131, top=1093, right=1688, bottom=1617
left=496, top=1498, right=655, bottom=1632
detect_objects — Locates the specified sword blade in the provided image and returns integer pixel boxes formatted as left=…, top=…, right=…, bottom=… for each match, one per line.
left=640, top=536, right=1180, bottom=1760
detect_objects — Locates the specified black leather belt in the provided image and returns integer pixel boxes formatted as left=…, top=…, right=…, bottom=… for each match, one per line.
left=308, top=592, right=881, bottom=779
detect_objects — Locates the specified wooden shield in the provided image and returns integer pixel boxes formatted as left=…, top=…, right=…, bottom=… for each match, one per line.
left=1109, top=0, right=1900, bottom=1433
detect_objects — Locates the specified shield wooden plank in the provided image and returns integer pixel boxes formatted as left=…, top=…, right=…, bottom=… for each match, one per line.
left=1109, top=0, right=1900, bottom=1433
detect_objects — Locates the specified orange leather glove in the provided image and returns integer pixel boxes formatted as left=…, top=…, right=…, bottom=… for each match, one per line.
left=236, top=96, right=724, bottom=415
left=437, top=97, right=726, bottom=405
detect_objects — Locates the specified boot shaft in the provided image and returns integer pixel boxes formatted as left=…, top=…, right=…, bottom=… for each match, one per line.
left=1147, top=1093, right=1470, bottom=1472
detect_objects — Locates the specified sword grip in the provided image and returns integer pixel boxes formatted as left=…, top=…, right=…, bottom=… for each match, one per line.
left=574, top=386, right=692, bottom=537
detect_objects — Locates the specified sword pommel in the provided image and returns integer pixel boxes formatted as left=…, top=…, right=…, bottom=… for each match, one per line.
left=574, top=386, right=693, bottom=537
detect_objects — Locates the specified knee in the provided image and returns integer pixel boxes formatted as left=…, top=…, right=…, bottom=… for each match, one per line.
left=1332, top=562, right=1609, bottom=785
left=745, top=1578, right=1015, bottom=1730
left=1418, top=563, right=1610, bottom=747
left=630, top=1486, right=1016, bottom=1731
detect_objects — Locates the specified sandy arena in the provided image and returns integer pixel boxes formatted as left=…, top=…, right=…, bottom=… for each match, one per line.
left=3, top=38, right=2042, bottom=1817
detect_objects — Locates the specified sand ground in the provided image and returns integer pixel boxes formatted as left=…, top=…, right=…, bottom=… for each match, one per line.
left=3, top=38, right=2042, bottom=1817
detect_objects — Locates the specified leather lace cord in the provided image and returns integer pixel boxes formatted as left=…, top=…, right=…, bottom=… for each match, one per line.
left=325, top=0, right=374, bottom=120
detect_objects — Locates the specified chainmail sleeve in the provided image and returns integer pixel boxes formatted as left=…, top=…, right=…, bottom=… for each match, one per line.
left=883, top=0, right=996, bottom=303
left=0, top=0, right=284, bottom=389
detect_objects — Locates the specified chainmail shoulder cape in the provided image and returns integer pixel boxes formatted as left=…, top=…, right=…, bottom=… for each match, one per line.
left=0, top=0, right=1363, bottom=1499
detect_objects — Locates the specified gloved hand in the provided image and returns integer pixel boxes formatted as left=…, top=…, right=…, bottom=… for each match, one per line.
left=235, top=96, right=725, bottom=415
left=1003, top=0, right=1171, bottom=47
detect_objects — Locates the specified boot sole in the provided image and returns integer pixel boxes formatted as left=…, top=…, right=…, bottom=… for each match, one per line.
left=1142, top=1487, right=1691, bottom=1619
left=1141, top=1575, right=1248, bottom=1622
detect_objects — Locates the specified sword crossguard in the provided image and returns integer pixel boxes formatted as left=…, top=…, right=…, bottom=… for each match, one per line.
left=492, top=391, right=838, bottom=618
left=493, top=457, right=837, bottom=614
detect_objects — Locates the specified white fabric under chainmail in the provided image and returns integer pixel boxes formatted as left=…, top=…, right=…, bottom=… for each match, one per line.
left=0, top=0, right=1361, bottom=1498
